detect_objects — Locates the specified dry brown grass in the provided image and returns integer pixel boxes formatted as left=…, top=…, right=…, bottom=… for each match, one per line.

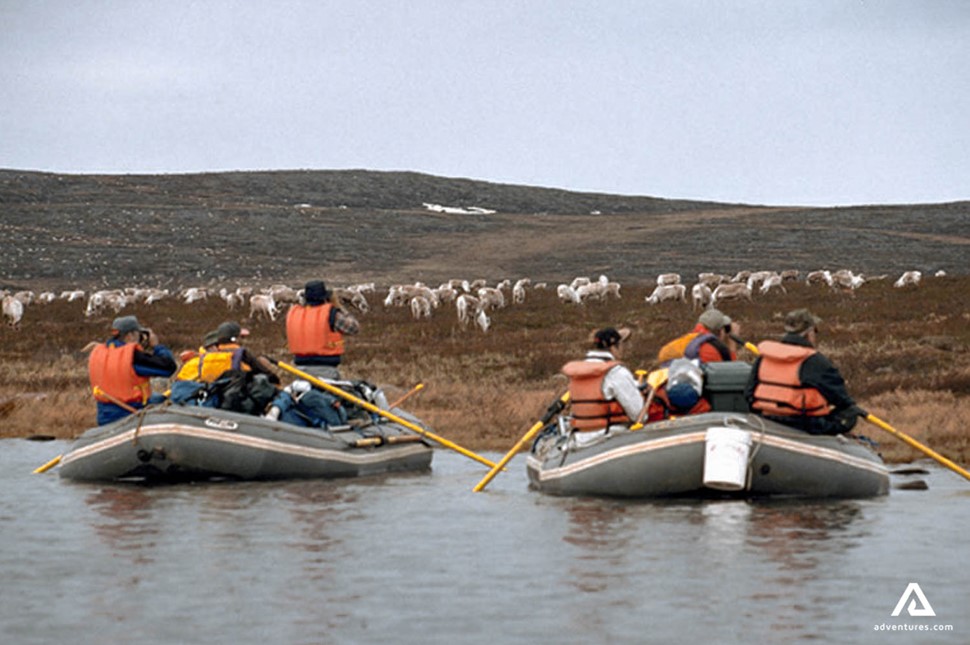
left=2, top=277, right=969, bottom=466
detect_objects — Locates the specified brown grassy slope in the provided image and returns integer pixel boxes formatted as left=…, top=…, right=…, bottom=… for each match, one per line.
left=2, top=278, right=969, bottom=465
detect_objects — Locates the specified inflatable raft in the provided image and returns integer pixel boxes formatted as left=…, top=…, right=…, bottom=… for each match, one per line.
left=58, top=404, right=433, bottom=483
left=526, top=361, right=889, bottom=499
left=526, top=411, right=889, bottom=499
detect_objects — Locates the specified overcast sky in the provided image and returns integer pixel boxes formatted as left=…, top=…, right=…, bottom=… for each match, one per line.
left=2, top=1, right=967, bottom=206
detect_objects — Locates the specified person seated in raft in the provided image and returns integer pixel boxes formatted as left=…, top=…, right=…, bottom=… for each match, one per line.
left=657, top=308, right=740, bottom=365
left=174, top=321, right=280, bottom=385
left=744, top=309, right=867, bottom=435
left=88, top=315, right=177, bottom=425
left=561, top=327, right=645, bottom=447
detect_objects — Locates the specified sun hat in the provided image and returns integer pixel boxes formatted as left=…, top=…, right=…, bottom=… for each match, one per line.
left=215, top=321, right=250, bottom=343
left=591, top=327, right=632, bottom=349
left=784, top=309, right=822, bottom=334
left=698, top=308, right=732, bottom=333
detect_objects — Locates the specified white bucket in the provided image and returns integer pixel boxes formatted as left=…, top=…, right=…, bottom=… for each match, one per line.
left=703, top=426, right=753, bottom=491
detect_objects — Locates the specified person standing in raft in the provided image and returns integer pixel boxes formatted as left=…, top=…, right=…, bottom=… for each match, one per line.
left=286, top=280, right=360, bottom=380
left=745, top=309, right=867, bottom=435
left=88, top=315, right=177, bottom=426
left=561, top=327, right=645, bottom=447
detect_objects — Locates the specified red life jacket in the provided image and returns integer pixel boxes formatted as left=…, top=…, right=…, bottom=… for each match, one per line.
left=562, top=360, right=631, bottom=431
left=286, top=304, right=345, bottom=357
left=89, top=342, right=151, bottom=404
left=751, top=340, right=831, bottom=417
left=647, top=386, right=712, bottom=422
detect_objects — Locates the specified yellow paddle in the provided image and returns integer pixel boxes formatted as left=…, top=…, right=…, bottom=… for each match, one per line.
left=473, top=392, right=570, bottom=492
left=864, top=414, right=970, bottom=482
left=270, top=359, right=498, bottom=470
left=743, top=337, right=970, bottom=483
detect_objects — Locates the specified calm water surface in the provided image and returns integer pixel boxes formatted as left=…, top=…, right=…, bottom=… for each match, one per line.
left=2, top=439, right=968, bottom=644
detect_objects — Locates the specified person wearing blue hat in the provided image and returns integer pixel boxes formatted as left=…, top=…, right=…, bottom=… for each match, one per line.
left=87, top=315, right=177, bottom=425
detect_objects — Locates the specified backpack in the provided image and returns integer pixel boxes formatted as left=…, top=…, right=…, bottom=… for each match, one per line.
left=208, top=369, right=277, bottom=415
left=665, top=358, right=704, bottom=411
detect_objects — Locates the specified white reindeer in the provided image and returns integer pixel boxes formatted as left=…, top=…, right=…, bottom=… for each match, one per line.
left=711, top=283, right=753, bottom=306
left=3, top=296, right=24, bottom=327
left=645, top=284, right=687, bottom=305
left=691, top=283, right=712, bottom=310
left=249, top=294, right=279, bottom=321
left=894, top=270, right=922, bottom=288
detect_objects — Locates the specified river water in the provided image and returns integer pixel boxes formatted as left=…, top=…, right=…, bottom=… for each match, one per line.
left=2, top=439, right=967, bottom=645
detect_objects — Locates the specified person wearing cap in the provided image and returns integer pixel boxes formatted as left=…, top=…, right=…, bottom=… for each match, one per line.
left=745, top=308, right=866, bottom=435
left=174, top=321, right=279, bottom=385
left=657, top=308, right=739, bottom=365
left=88, top=315, right=177, bottom=426
left=560, top=327, right=645, bottom=446
left=286, top=280, right=360, bottom=379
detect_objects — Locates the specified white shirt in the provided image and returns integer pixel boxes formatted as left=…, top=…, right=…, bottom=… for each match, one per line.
left=583, top=350, right=645, bottom=426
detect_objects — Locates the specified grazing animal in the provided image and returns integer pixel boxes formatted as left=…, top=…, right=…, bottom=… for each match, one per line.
left=759, top=274, right=787, bottom=295
left=3, top=295, right=24, bottom=327
left=249, top=294, right=279, bottom=321
left=409, top=295, right=432, bottom=320
left=894, top=270, right=922, bottom=288
left=711, top=283, right=753, bottom=306
left=691, top=283, right=712, bottom=310
left=456, top=294, right=480, bottom=326
left=656, top=273, right=681, bottom=286
left=645, top=284, right=687, bottom=305
left=556, top=284, right=581, bottom=304
left=475, top=308, right=491, bottom=333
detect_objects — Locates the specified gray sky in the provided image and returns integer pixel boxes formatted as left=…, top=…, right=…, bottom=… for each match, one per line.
left=2, top=0, right=967, bottom=206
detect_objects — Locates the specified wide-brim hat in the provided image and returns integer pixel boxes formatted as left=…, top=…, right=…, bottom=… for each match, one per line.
left=215, top=321, right=250, bottom=343
left=304, top=280, right=330, bottom=305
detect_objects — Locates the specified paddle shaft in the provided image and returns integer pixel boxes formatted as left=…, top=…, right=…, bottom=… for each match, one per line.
left=272, top=360, right=498, bottom=469
left=388, top=383, right=425, bottom=409
left=473, top=392, right=569, bottom=492
left=865, top=414, right=970, bottom=482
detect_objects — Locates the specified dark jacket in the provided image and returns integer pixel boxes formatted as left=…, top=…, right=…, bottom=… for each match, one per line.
left=744, top=333, right=859, bottom=435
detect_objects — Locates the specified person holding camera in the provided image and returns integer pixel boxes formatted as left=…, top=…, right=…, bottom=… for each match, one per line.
left=88, top=315, right=177, bottom=425
left=286, top=280, right=359, bottom=380
left=657, top=308, right=739, bottom=365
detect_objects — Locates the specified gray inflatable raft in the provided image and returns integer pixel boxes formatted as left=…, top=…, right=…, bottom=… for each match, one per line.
left=526, top=412, right=889, bottom=499
left=59, top=405, right=433, bottom=482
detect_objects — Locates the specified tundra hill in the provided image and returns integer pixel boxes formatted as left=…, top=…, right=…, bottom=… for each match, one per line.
left=1, top=169, right=967, bottom=290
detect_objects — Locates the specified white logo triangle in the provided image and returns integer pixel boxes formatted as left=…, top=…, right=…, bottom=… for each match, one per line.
left=891, top=582, right=936, bottom=617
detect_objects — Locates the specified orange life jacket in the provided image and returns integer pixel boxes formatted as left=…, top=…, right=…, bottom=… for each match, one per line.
left=562, top=360, right=631, bottom=431
left=751, top=340, right=831, bottom=417
left=287, top=304, right=345, bottom=357
left=89, top=342, right=151, bottom=404
left=175, top=343, right=246, bottom=383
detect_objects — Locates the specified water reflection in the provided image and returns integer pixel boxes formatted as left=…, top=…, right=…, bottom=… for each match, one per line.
left=85, top=485, right=159, bottom=562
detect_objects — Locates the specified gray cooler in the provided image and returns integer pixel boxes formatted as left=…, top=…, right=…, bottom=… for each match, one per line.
left=703, top=361, right=752, bottom=413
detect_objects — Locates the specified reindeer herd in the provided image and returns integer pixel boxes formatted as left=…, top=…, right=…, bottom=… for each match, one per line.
left=0, top=268, right=942, bottom=330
